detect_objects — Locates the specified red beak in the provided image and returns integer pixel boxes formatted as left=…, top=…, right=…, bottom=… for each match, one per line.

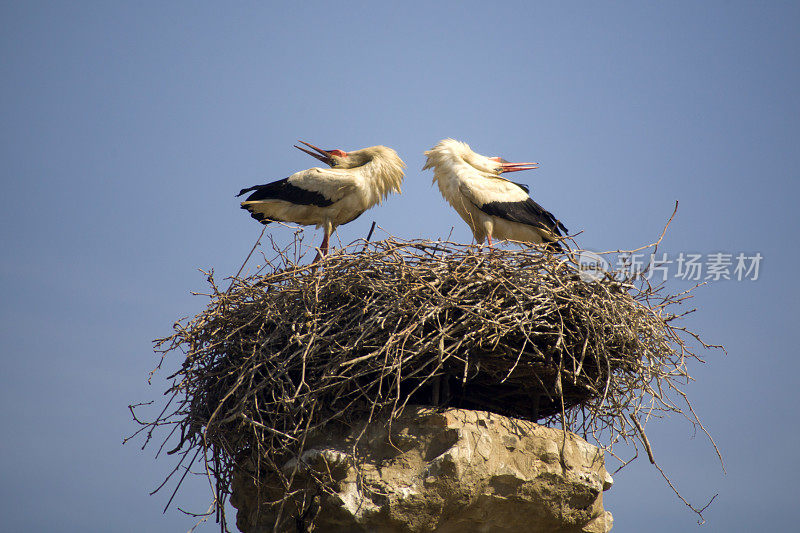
left=490, top=156, right=539, bottom=173
left=294, top=140, right=335, bottom=166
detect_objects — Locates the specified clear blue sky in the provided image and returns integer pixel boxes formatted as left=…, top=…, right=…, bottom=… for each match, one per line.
left=1, top=2, right=798, bottom=531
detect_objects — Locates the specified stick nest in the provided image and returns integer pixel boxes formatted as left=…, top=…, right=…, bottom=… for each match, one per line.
left=131, top=236, right=720, bottom=526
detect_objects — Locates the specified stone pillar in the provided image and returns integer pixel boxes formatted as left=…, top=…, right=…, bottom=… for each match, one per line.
left=231, top=407, right=613, bottom=532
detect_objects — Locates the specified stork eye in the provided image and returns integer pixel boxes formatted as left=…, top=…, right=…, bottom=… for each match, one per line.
left=329, top=149, right=347, bottom=157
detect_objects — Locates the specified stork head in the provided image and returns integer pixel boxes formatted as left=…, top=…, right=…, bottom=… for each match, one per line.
left=424, top=139, right=538, bottom=176
left=294, top=140, right=351, bottom=168
left=295, top=141, right=404, bottom=196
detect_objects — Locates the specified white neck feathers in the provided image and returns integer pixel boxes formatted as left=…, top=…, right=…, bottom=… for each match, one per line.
left=357, top=146, right=405, bottom=204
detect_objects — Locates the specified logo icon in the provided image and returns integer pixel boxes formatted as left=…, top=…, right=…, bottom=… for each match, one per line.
left=574, top=251, right=610, bottom=282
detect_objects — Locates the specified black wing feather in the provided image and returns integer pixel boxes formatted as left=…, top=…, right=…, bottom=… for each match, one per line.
left=478, top=198, right=568, bottom=237
left=236, top=177, right=333, bottom=207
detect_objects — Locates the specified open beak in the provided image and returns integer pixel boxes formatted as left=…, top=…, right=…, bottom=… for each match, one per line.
left=501, top=162, right=538, bottom=173
left=490, top=156, right=539, bottom=173
left=294, top=140, right=334, bottom=166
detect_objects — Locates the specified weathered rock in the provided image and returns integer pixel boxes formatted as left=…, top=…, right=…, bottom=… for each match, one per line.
left=231, top=407, right=613, bottom=532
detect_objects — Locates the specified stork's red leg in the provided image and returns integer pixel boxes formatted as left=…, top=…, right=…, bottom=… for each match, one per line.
left=311, top=231, right=330, bottom=267
left=487, top=234, right=493, bottom=248
left=321, top=231, right=330, bottom=256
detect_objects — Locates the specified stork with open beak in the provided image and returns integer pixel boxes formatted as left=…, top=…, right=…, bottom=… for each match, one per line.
left=238, top=141, right=405, bottom=260
left=423, top=138, right=568, bottom=251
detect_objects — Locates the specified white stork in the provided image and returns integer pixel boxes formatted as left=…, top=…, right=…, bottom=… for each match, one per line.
left=423, top=138, right=568, bottom=251
left=238, top=141, right=405, bottom=260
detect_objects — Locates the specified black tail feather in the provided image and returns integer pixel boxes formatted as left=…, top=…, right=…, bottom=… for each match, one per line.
left=236, top=185, right=261, bottom=197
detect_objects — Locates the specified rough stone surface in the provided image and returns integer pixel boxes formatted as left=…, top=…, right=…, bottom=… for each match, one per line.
left=231, top=407, right=613, bottom=532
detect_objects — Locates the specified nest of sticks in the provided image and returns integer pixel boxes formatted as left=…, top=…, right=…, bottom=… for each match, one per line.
left=130, top=230, right=721, bottom=528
